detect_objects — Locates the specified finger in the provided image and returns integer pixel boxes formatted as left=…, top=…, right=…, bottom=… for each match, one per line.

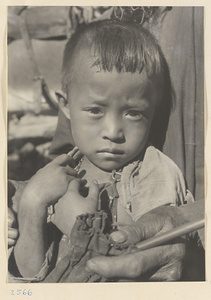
left=109, top=231, right=127, bottom=243
left=134, top=213, right=165, bottom=241
left=110, top=225, right=142, bottom=244
left=52, top=154, right=75, bottom=167
left=130, top=211, right=173, bottom=243
left=67, top=179, right=81, bottom=192
left=67, top=146, right=79, bottom=157
left=8, top=209, right=16, bottom=227
left=8, top=238, right=17, bottom=247
left=8, top=228, right=19, bottom=239
left=109, top=211, right=166, bottom=247
left=8, top=215, right=15, bottom=228
left=88, top=180, right=99, bottom=200
left=86, top=254, right=138, bottom=279
left=50, top=213, right=56, bottom=224
left=86, top=244, right=181, bottom=279
left=149, top=260, right=183, bottom=281
left=64, top=165, right=77, bottom=176
left=73, top=150, right=83, bottom=161
left=67, top=146, right=82, bottom=160
left=134, top=206, right=186, bottom=242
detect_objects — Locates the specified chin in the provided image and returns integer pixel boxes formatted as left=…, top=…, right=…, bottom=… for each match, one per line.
left=93, top=160, right=125, bottom=172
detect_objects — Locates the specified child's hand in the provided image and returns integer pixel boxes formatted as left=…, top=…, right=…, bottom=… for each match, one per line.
left=8, top=207, right=19, bottom=247
left=51, top=179, right=99, bottom=237
left=21, top=154, right=78, bottom=208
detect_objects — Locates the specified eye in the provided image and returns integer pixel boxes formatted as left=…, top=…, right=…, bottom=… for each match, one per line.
left=125, top=110, right=143, bottom=120
left=84, top=107, right=103, bottom=116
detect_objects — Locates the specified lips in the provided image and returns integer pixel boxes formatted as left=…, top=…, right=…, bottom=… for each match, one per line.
left=97, top=148, right=124, bottom=155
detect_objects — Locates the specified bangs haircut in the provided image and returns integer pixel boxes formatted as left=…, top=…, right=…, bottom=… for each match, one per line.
left=61, top=19, right=174, bottom=150
left=62, top=20, right=167, bottom=91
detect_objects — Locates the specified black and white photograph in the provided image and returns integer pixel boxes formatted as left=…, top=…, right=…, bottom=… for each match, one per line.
left=1, top=1, right=211, bottom=299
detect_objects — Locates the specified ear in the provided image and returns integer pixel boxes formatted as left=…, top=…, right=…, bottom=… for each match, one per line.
left=55, top=90, right=70, bottom=120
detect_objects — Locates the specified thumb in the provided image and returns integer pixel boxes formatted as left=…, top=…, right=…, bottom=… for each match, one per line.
left=88, top=180, right=99, bottom=201
left=86, top=255, right=137, bottom=279
left=67, top=179, right=81, bottom=192
left=110, top=209, right=168, bottom=244
left=110, top=224, right=143, bottom=244
left=133, top=206, right=179, bottom=240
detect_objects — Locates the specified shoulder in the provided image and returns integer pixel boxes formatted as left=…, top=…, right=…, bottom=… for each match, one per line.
left=121, top=145, right=185, bottom=184
left=141, top=146, right=185, bottom=179
left=144, top=146, right=180, bottom=167
left=119, top=146, right=187, bottom=220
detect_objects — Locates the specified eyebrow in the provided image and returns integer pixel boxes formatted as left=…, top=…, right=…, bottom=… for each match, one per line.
left=88, top=99, right=150, bottom=111
left=122, top=102, right=150, bottom=110
left=89, top=99, right=108, bottom=106
left=87, top=87, right=152, bottom=108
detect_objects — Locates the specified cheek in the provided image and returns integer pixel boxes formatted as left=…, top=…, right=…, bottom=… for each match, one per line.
left=69, top=116, right=83, bottom=145
left=125, top=121, right=151, bottom=147
left=70, top=118, right=100, bottom=146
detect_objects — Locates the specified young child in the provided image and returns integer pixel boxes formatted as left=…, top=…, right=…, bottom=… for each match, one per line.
left=9, top=19, right=193, bottom=283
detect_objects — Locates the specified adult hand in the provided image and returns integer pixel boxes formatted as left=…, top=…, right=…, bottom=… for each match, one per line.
left=8, top=207, right=19, bottom=247
left=86, top=206, right=187, bottom=281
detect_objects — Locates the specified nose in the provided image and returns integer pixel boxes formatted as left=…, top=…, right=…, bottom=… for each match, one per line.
left=102, top=116, right=125, bottom=143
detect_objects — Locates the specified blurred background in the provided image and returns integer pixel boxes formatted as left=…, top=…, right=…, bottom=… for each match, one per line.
left=7, top=6, right=204, bottom=203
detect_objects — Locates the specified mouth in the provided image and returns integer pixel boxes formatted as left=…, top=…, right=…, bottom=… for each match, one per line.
left=97, top=148, right=124, bottom=155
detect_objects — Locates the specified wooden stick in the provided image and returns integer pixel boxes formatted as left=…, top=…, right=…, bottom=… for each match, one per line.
left=136, top=219, right=205, bottom=251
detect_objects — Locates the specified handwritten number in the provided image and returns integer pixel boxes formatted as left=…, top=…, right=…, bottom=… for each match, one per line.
left=17, top=289, right=21, bottom=295
left=10, top=289, right=32, bottom=296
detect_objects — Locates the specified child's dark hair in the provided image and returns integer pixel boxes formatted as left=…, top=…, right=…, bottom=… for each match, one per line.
left=62, top=19, right=174, bottom=150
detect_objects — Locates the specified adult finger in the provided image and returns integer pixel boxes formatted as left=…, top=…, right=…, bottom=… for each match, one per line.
left=52, top=154, right=75, bottom=167
left=86, top=243, right=185, bottom=280
left=8, top=228, right=19, bottom=239
left=149, top=260, right=183, bottom=281
left=8, top=238, right=17, bottom=247
left=135, top=206, right=187, bottom=239
left=110, top=225, right=142, bottom=244
left=8, top=215, right=16, bottom=228
left=111, top=206, right=186, bottom=245
left=8, top=208, right=16, bottom=227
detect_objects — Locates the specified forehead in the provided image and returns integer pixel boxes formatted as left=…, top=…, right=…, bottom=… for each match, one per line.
left=67, top=50, right=155, bottom=100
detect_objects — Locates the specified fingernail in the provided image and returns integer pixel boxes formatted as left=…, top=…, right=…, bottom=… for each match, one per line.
left=93, top=180, right=98, bottom=184
left=110, top=231, right=126, bottom=243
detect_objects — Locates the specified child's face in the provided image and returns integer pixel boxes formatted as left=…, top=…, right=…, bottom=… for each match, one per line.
left=64, top=57, right=157, bottom=171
